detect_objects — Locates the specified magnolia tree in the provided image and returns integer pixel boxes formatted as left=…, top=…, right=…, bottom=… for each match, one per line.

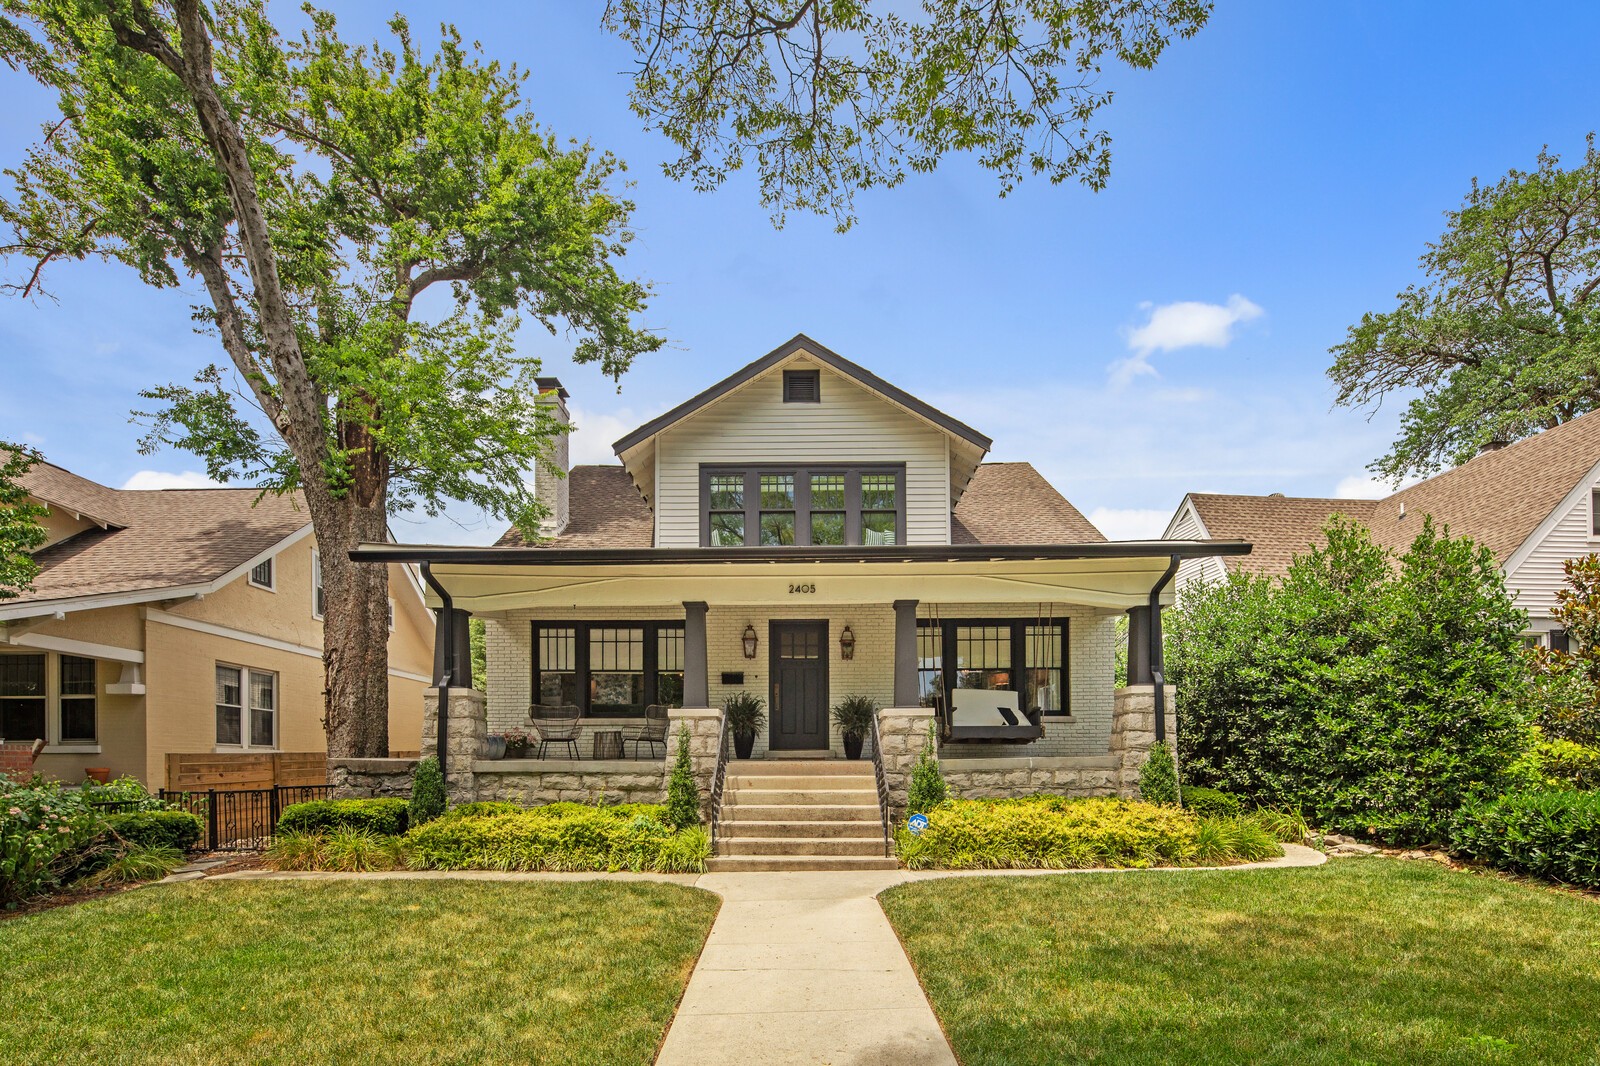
left=0, top=1, right=661, bottom=758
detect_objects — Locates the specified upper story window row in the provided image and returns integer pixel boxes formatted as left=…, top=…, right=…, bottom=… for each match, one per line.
left=700, top=464, right=905, bottom=547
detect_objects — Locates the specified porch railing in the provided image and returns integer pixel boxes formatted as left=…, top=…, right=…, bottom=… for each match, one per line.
left=707, top=712, right=731, bottom=856
left=869, top=710, right=892, bottom=858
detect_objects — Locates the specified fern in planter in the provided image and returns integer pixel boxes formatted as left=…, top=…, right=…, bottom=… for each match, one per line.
left=665, top=724, right=701, bottom=829
left=831, top=694, right=879, bottom=759
left=722, top=691, right=766, bottom=759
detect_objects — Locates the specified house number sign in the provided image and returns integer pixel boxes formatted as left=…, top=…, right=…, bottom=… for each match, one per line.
left=788, top=583, right=817, bottom=595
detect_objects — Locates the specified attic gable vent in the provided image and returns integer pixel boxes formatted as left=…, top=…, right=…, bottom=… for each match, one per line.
left=783, top=369, right=821, bottom=403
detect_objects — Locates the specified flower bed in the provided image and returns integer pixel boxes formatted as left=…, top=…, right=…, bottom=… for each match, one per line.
left=894, top=795, right=1282, bottom=871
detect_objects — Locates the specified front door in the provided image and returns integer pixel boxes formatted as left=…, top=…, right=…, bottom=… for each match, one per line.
left=769, top=620, right=829, bottom=751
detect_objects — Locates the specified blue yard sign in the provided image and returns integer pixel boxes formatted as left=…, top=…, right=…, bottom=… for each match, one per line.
left=907, top=813, right=929, bottom=834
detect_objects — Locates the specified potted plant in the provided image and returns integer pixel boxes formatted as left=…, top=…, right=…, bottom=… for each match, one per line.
left=502, top=729, right=530, bottom=759
left=831, top=695, right=878, bottom=760
left=484, top=734, right=507, bottom=759
left=722, top=691, right=766, bottom=759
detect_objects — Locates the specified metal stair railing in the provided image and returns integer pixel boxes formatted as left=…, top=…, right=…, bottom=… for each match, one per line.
left=869, top=710, right=892, bottom=858
left=707, top=711, right=731, bottom=855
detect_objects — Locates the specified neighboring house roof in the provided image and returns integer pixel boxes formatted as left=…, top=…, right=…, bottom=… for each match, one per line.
left=9, top=461, right=310, bottom=611
left=1178, top=407, right=1600, bottom=579
left=497, top=461, right=1104, bottom=549
left=952, top=463, right=1106, bottom=545
left=612, top=333, right=993, bottom=455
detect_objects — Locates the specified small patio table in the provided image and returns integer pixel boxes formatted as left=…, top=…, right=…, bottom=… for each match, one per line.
left=593, top=730, right=624, bottom=760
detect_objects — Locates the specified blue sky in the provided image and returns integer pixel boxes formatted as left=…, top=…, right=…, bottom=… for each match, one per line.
left=3, top=2, right=1598, bottom=542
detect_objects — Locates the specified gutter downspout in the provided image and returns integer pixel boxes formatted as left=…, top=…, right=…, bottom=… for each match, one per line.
left=1147, top=555, right=1180, bottom=743
left=421, top=562, right=453, bottom=780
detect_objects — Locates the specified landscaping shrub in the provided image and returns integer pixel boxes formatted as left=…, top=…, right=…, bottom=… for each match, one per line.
left=665, top=724, right=699, bottom=829
left=277, top=798, right=408, bottom=837
left=267, top=829, right=406, bottom=872
left=1247, top=806, right=1311, bottom=843
left=440, top=801, right=525, bottom=820
left=404, top=803, right=710, bottom=873
left=1138, top=744, right=1178, bottom=805
left=77, top=775, right=169, bottom=812
left=1449, top=790, right=1600, bottom=889
left=1508, top=732, right=1600, bottom=791
left=1170, top=517, right=1530, bottom=845
left=78, top=844, right=185, bottom=886
left=893, top=795, right=1281, bottom=870
left=906, top=721, right=947, bottom=815
left=1, top=777, right=105, bottom=905
left=1181, top=785, right=1242, bottom=818
left=409, top=756, right=446, bottom=826
left=102, top=810, right=203, bottom=852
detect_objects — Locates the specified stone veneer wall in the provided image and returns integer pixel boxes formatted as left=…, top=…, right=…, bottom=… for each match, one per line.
left=330, top=757, right=418, bottom=799
left=940, top=755, right=1121, bottom=800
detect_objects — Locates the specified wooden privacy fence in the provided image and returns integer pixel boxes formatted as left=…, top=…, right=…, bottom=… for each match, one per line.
left=165, top=752, right=328, bottom=791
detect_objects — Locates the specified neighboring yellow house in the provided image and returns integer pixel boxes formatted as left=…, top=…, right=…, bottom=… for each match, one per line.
left=0, top=459, right=433, bottom=787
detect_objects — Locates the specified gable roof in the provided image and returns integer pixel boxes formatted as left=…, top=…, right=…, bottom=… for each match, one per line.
left=1179, top=407, right=1600, bottom=579
left=498, top=461, right=1103, bottom=549
left=611, top=333, right=992, bottom=455
left=7, top=462, right=311, bottom=614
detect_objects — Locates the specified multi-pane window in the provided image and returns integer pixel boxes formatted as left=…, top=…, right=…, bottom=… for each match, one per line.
left=533, top=622, right=686, bottom=717
left=0, top=653, right=46, bottom=742
left=759, top=474, right=797, bottom=546
left=217, top=665, right=276, bottom=749
left=860, top=474, right=899, bottom=545
left=701, top=466, right=905, bottom=546
left=249, top=558, right=275, bottom=590
left=59, top=656, right=97, bottom=743
left=708, top=475, right=746, bottom=547
left=919, top=620, right=1070, bottom=716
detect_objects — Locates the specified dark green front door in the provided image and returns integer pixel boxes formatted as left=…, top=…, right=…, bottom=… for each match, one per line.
left=769, top=620, right=828, bottom=751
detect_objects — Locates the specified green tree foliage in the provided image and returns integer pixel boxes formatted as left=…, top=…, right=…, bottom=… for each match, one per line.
left=603, top=0, right=1212, bottom=230
left=906, top=721, right=947, bottom=815
left=1527, top=554, right=1600, bottom=746
left=1329, top=136, right=1600, bottom=483
left=0, top=444, right=47, bottom=599
left=1168, top=517, right=1530, bottom=845
left=665, top=724, right=700, bottom=829
left=468, top=618, right=488, bottom=693
left=1137, top=742, right=1177, bottom=805
left=409, top=755, right=446, bottom=827
left=0, top=2, right=660, bottom=757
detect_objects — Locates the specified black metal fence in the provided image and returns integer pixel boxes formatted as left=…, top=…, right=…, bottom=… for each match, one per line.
left=157, top=784, right=333, bottom=851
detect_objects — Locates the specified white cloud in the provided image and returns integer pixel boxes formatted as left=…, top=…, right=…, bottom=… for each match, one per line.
left=1088, top=507, right=1172, bottom=541
left=1333, top=472, right=1420, bottom=499
left=1110, top=294, right=1264, bottom=386
left=566, top=404, right=650, bottom=467
left=120, top=469, right=224, bottom=490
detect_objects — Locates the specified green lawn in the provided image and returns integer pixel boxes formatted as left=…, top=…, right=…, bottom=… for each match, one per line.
left=2, top=878, right=719, bottom=1066
left=882, top=860, right=1600, bottom=1066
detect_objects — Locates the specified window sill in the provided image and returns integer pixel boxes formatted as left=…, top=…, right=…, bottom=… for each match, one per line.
left=213, top=747, right=280, bottom=754
left=42, top=744, right=102, bottom=755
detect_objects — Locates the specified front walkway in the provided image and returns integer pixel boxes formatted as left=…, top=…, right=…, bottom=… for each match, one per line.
left=214, top=844, right=1324, bottom=1065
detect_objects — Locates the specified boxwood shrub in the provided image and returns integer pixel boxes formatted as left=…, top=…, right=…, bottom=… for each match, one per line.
left=277, top=798, right=408, bottom=838
left=1181, top=785, right=1243, bottom=819
left=893, top=795, right=1280, bottom=870
left=1449, top=790, right=1600, bottom=889
left=404, top=803, right=709, bottom=873
left=103, top=810, right=203, bottom=853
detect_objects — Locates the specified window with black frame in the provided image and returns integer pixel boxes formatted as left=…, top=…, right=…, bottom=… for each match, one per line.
left=701, top=465, right=905, bottom=546
left=0, top=653, right=46, bottom=741
left=59, top=655, right=97, bottom=743
left=532, top=622, right=686, bottom=717
left=920, top=619, right=1070, bottom=716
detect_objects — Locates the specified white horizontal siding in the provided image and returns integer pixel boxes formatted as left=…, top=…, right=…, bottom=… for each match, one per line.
left=654, top=357, right=950, bottom=546
left=1165, top=500, right=1227, bottom=602
left=1506, top=485, right=1600, bottom=621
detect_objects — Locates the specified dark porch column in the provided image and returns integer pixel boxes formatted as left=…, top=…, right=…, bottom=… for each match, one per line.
left=683, top=601, right=709, bottom=707
left=430, top=608, right=473, bottom=688
left=893, top=599, right=919, bottom=707
left=1126, top=606, right=1152, bottom=685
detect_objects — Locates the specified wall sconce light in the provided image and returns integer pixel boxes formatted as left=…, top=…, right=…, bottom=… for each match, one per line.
left=840, top=625, right=856, bottom=660
left=742, top=624, right=759, bottom=659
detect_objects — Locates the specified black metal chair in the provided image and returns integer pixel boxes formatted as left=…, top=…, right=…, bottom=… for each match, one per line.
left=622, top=704, right=670, bottom=759
left=529, top=703, right=581, bottom=759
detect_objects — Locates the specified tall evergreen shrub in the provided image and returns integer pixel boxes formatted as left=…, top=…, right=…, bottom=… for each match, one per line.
left=906, top=722, right=947, bottom=815
left=1138, top=743, right=1178, bottom=805
left=665, top=724, right=700, bottom=829
left=409, top=755, right=446, bottom=826
left=1169, top=516, right=1529, bottom=845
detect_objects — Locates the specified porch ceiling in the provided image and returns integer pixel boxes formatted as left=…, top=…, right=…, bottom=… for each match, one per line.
left=350, top=541, right=1250, bottom=614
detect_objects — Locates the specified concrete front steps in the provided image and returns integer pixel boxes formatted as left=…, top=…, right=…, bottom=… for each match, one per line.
left=708, top=758, right=899, bottom=872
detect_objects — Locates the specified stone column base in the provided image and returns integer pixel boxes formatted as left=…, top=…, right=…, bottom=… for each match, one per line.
left=423, top=687, right=488, bottom=806
left=877, top=707, right=936, bottom=822
left=666, top=707, right=724, bottom=819
left=1110, top=684, right=1177, bottom=798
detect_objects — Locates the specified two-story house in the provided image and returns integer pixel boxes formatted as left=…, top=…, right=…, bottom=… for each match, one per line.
left=353, top=337, right=1243, bottom=867
left=0, top=458, right=435, bottom=787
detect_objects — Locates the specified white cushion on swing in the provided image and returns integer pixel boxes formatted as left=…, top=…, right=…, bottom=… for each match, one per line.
left=950, top=689, right=1024, bottom=727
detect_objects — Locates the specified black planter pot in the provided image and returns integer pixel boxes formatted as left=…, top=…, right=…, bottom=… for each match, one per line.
left=733, top=731, right=756, bottom=759
left=842, top=734, right=864, bottom=760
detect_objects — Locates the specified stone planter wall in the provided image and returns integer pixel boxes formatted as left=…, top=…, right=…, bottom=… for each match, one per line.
left=329, top=757, right=418, bottom=800
left=941, top=755, right=1120, bottom=800
left=471, top=761, right=666, bottom=806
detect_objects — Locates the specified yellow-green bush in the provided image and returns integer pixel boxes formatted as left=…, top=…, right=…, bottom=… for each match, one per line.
left=894, top=796, right=1281, bottom=870
left=404, top=803, right=709, bottom=873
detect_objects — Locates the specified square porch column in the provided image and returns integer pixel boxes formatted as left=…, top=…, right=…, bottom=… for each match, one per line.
left=893, top=599, right=920, bottom=709
left=683, top=601, right=709, bottom=708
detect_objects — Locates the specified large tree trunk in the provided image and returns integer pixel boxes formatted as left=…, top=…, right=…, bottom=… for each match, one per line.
left=312, top=494, right=392, bottom=760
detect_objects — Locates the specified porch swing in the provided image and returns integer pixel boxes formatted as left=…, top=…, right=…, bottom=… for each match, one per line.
left=933, top=603, right=1050, bottom=744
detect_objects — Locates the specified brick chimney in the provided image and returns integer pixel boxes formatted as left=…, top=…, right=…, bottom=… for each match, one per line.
left=535, top=377, right=570, bottom=538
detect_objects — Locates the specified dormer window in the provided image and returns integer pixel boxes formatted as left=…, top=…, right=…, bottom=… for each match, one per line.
left=783, top=369, right=820, bottom=403
left=701, top=465, right=904, bottom=546
left=249, top=557, right=275, bottom=590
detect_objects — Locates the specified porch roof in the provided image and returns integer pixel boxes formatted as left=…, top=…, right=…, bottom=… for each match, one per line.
left=349, top=540, right=1251, bottom=614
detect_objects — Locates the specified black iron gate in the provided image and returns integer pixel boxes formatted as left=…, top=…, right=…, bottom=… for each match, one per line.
left=158, top=785, right=332, bottom=851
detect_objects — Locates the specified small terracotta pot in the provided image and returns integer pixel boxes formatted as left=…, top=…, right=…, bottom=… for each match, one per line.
left=84, top=767, right=112, bottom=783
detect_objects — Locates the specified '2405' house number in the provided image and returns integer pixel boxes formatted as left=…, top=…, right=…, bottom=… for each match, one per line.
left=788, top=583, right=817, bottom=594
